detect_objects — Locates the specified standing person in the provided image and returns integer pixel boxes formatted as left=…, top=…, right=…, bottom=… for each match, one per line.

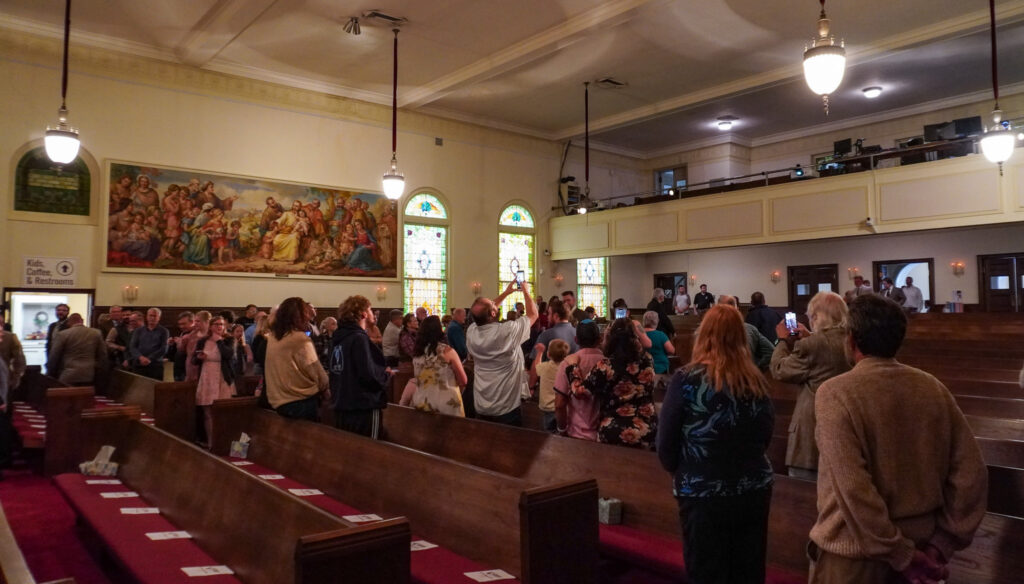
left=843, top=275, right=872, bottom=303
left=673, top=285, right=691, bottom=315
left=107, top=310, right=138, bottom=369
left=770, top=291, right=852, bottom=480
left=228, top=323, right=254, bottom=378
left=183, top=311, right=212, bottom=382
left=879, top=277, right=906, bottom=305
left=0, top=314, right=26, bottom=393
left=128, top=308, right=168, bottom=380
left=530, top=299, right=577, bottom=362
left=642, top=310, right=676, bottom=376
left=901, top=276, right=925, bottom=313
left=46, top=314, right=106, bottom=386
left=398, top=313, right=418, bottom=362
left=584, top=318, right=658, bottom=448
left=466, top=281, right=539, bottom=426
left=400, top=315, right=467, bottom=416
left=646, top=288, right=676, bottom=338
left=314, top=317, right=337, bottom=368
left=249, top=312, right=271, bottom=376
left=45, top=303, right=70, bottom=364
left=330, top=295, right=391, bottom=438
left=381, top=310, right=403, bottom=367
left=745, top=291, right=782, bottom=343
left=553, top=321, right=604, bottom=440
left=98, top=305, right=123, bottom=338
left=193, top=316, right=236, bottom=446
left=265, top=297, right=328, bottom=422
left=0, top=357, right=9, bottom=480
left=236, top=304, right=258, bottom=329
left=809, top=295, right=987, bottom=584
left=656, top=305, right=775, bottom=584
left=529, top=339, right=569, bottom=432
left=166, top=311, right=195, bottom=382
left=446, top=308, right=469, bottom=362
left=692, top=284, right=715, bottom=315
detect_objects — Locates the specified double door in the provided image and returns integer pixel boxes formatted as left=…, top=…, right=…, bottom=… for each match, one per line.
left=980, top=253, right=1024, bottom=312
left=787, top=264, right=839, bottom=315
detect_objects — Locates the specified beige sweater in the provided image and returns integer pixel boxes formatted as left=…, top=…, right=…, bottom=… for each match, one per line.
left=264, top=331, right=328, bottom=409
left=810, top=357, right=987, bottom=571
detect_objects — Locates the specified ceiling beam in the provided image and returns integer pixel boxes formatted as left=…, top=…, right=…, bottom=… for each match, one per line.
left=400, top=0, right=659, bottom=109
left=175, top=0, right=279, bottom=67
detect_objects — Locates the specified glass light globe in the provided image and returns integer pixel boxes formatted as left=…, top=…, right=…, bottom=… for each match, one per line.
left=980, top=128, right=1016, bottom=164
left=803, top=46, right=846, bottom=95
left=45, top=127, right=80, bottom=164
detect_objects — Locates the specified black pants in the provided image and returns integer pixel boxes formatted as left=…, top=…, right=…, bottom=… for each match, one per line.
left=478, top=406, right=522, bottom=427
left=335, top=409, right=383, bottom=439
left=133, top=362, right=163, bottom=380
left=677, top=487, right=772, bottom=584
left=276, top=395, right=320, bottom=422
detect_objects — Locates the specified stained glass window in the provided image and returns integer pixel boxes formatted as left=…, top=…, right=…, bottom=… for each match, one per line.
left=404, top=193, right=447, bottom=219
left=403, top=194, right=448, bottom=316
left=498, top=205, right=534, bottom=228
left=577, top=257, right=608, bottom=319
left=498, top=232, right=535, bottom=316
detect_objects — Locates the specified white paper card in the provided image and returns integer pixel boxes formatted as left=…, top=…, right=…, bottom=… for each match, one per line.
left=410, top=540, right=439, bottom=551
left=120, top=507, right=160, bottom=514
left=100, top=491, right=139, bottom=499
left=181, top=566, right=234, bottom=577
left=30, top=424, right=46, bottom=428
left=230, top=460, right=253, bottom=466
left=464, top=569, right=516, bottom=582
left=342, top=514, right=382, bottom=523
left=147, top=531, right=192, bottom=540
left=86, top=479, right=122, bottom=485
left=288, top=488, right=323, bottom=497
left=257, top=474, right=284, bottom=480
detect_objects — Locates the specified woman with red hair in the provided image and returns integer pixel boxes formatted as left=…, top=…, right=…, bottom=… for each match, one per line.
left=656, top=304, right=775, bottom=584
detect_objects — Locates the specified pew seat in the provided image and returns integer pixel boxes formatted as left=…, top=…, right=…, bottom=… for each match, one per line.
left=0, top=499, right=76, bottom=584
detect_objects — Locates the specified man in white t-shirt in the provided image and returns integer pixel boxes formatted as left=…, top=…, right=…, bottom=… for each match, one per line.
left=901, top=277, right=924, bottom=313
left=380, top=310, right=403, bottom=367
left=466, top=280, right=539, bottom=426
left=674, top=284, right=691, bottom=314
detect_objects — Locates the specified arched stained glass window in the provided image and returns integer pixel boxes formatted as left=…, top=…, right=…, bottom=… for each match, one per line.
left=403, top=192, right=448, bottom=316
left=498, top=204, right=534, bottom=228
left=497, top=203, right=536, bottom=316
left=404, top=193, right=447, bottom=219
left=577, top=257, right=608, bottom=318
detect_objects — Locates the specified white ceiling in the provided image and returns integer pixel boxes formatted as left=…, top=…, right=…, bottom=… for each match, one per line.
left=3, top=0, right=1024, bottom=157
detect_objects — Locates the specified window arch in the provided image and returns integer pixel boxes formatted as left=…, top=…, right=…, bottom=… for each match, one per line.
left=403, top=192, right=448, bottom=316
left=497, top=203, right=536, bottom=316
left=577, top=257, right=608, bottom=318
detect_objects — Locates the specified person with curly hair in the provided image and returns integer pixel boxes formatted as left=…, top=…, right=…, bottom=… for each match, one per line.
left=330, top=295, right=391, bottom=438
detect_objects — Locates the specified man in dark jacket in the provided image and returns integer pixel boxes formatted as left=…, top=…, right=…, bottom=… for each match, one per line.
left=646, top=288, right=675, bottom=338
left=330, top=295, right=391, bottom=439
left=745, top=291, right=782, bottom=343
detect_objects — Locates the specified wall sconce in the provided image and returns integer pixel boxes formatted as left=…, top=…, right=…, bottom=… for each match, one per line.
left=847, top=267, right=860, bottom=279
left=376, top=285, right=387, bottom=301
left=471, top=281, right=482, bottom=295
left=553, top=273, right=564, bottom=285
left=122, top=285, right=139, bottom=304
left=950, top=261, right=966, bottom=276
left=770, top=270, right=781, bottom=283
left=689, top=274, right=697, bottom=285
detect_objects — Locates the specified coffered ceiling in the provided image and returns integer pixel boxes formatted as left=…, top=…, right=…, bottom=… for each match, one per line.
left=3, top=0, right=1024, bottom=157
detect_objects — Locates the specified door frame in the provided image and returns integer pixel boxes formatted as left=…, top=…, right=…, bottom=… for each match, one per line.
left=786, top=263, right=839, bottom=313
left=977, top=252, right=1024, bottom=312
left=871, top=257, right=935, bottom=305
left=2, top=287, right=96, bottom=323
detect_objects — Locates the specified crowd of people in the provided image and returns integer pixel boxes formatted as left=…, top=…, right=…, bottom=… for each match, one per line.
left=0, top=280, right=997, bottom=584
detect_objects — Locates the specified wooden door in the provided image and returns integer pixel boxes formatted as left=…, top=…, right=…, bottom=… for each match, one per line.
left=980, top=254, right=1024, bottom=312
left=787, top=264, right=839, bottom=314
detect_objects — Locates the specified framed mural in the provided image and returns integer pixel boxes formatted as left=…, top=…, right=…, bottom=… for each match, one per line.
left=104, top=161, right=398, bottom=279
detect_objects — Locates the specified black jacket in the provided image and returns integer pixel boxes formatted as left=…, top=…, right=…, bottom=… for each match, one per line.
left=192, top=337, right=237, bottom=386
left=646, top=298, right=675, bottom=337
left=330, top=323, right=390, bottom=411
left=745, top=305, right=782, bottom=344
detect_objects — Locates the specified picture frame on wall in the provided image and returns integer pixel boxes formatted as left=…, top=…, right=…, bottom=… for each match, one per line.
left=103, top=160, right=399, bottom=281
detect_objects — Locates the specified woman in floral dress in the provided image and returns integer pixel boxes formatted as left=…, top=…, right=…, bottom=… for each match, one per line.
left=401, top=316, right=466, bottom=416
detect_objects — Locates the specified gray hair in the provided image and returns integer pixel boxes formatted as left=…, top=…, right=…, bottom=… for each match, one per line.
left=642, top=310, right=659, bottom=328
left=653, top=287, right=664, bottom=299
left=147, top=307, right=162, bottom=317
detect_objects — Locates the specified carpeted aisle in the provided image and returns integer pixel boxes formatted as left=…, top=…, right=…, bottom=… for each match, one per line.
left=0, top=469, right=112, bottom=584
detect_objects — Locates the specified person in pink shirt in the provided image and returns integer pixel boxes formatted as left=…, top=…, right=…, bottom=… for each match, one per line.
left=553, top=321, right=603, bottom=440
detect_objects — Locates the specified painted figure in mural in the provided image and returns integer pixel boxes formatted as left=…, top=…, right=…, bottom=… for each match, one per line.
left=109, top=174, right=133, bottom=214
left=132, top=175, right=160, bottom=209
left=183, top=203, right=215, bottom=265
left=346, top=220, right=382, bottom=272
left=272, top=200, right=303, bottom=262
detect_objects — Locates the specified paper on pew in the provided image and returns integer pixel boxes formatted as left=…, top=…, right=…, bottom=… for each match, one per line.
left=100, top=491, right=139, bottom=499
left=147, top=531, right=192, bottom=540
left=257, top=474, right=284, bottom=480
left=464, top=569, right=516, bottom=582
left=230, top=460, right=253, bottom=466
left=288, top=488, right=323, bottom=497
left=120, top=507, right=160, bottom=514
left=86, top=479, right=121, bottom=485
left=181, top=566, right=234, bottom=577
left=410, top=540, right=438, bottom=551
left=342, top=514, right=382, bottom=523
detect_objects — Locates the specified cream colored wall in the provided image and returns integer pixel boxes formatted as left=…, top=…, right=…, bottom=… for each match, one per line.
left=0, top=31, right=565, bottom=311
left=645, top=222, right=1024, bottom=307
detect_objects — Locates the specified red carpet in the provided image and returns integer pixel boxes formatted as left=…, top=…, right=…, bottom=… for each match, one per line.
left=0, top=469, right=112, bottom=584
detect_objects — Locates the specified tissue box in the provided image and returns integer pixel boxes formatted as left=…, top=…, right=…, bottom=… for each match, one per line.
left=598, top=497, right=622, bottom=525
left=79, top=460, right=119, bottom=476
left=229, top=440, right=249, bottom=459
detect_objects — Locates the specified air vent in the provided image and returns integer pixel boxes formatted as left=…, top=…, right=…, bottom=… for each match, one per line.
left=595, top=77, right=628, bottom=89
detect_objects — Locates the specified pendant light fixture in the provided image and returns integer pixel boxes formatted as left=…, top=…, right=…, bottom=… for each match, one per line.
left=578, top=82, right=591, bottom=215
left=381, top=27, right=405, bottom=200
left=979, top=0, right=1015, bottom=174
left=802, top=0, right=846, bottom=115
left=45, top=0, right=80, bottom=164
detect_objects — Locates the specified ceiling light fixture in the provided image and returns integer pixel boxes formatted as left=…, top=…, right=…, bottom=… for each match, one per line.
left=381, top=26, right=405, bottom=200
left=343, top=17, right=360, bottom=35
left=44, top=0, right=80, bottom=164
left=716, top=115, right=738, bottom=131
left=862, top=86, right=882, bottom=99
left=803, top=0, right=846, bottom=115
left=979, top=0, right=1015, bottom=174
left=578, top=81, right=592, bottom=214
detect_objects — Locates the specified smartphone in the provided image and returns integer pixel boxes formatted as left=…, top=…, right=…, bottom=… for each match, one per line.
left=614, top=307, right=627, bottom=319
left=784, top=312, right=798, bottom=334
left=515, top=270, right=525, bottom=289
left=305, top=330, right=312, bottom=336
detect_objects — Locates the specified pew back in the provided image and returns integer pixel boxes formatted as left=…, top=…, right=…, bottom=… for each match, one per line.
left=104, top=369, right=196, bottom=441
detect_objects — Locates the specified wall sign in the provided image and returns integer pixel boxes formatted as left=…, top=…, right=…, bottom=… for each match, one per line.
left=23, top=256, right=78, bottom=288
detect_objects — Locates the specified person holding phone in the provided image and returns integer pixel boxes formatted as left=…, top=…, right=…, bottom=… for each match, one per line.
left=769, top=291, right=852, bottom=480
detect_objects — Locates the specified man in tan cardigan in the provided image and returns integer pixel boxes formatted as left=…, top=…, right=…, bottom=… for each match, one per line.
left=809, top=295, right=987, bottom=584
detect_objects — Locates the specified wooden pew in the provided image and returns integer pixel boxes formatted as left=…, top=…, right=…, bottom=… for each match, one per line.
left=380, top=404, right=1024, bottom=582
left=0, top=501, right=75, bottom=584
left=209, top=398, right=597, bottom=584
left=103, top=369, right=197, bottom=441
left=968, top=416, right=1024, bottom=441
left=60, top=412, right=410, bottom=584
